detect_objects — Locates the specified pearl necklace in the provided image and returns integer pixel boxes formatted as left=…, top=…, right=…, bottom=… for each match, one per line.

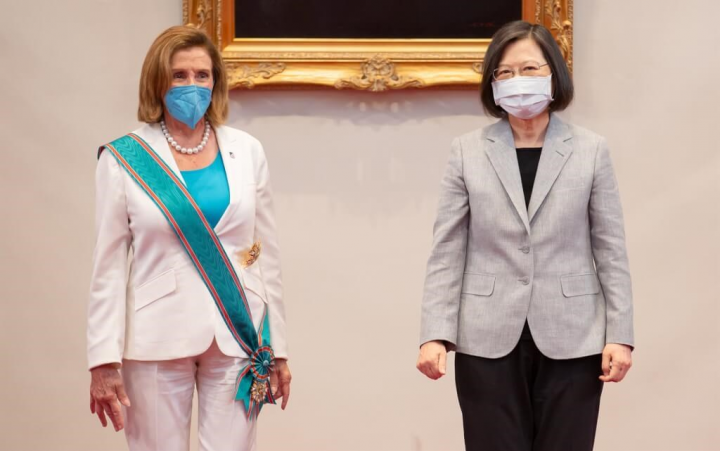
left=161, top=119, right=211, bottom=154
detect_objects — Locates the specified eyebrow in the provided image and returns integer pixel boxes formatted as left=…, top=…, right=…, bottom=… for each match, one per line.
left=497, top=60, right=547, bottom=66
left=170, top=68, right=211, bottom=72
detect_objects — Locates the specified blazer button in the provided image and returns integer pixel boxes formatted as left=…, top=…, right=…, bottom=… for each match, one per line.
left=519, top=246, right=531, bottom=254
left=519, top=277, right=530, bottom=285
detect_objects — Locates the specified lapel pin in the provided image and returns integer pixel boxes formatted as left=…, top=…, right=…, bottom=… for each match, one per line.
left=229, top=151, right=235, bottom=158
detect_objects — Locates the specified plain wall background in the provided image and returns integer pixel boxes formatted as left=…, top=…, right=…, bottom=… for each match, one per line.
left=1, top=0, right=718, bottom=450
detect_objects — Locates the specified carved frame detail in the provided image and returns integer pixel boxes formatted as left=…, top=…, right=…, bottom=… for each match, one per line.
left=183, top=0, right=573, bottom=91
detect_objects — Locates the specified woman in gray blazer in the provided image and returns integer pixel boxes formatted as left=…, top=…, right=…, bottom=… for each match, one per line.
left=416, top=21, right=634, bottom=451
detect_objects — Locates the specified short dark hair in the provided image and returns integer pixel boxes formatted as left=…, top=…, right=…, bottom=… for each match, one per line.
left=480, top=21, right=573, bottom=118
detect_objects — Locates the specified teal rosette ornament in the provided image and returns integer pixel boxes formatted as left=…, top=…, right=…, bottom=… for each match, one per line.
left=236, top=345, right=276, bottom=418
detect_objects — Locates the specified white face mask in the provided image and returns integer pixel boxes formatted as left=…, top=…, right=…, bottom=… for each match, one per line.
left=492, top=74, right=553, bottom=120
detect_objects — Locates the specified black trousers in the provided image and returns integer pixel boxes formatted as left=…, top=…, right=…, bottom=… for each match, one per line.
left=455, top=324, right=604, bottom=451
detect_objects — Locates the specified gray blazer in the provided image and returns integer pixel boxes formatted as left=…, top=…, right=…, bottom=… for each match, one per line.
left=419, top=114, right=634, bottom=359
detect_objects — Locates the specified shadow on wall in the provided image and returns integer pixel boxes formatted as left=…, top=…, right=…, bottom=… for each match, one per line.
left=229, top=89, right=485, bottom=124
left=225, top=89, right=492, bottom=220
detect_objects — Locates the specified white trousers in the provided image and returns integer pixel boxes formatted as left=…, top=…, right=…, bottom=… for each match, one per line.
left=122, top=340, right=256, bottom=451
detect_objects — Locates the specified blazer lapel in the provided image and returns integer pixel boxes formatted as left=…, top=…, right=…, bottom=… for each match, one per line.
left=484, top=120, right=531, bottom=234
left=213, top=125, right=240, bottom=234
left=136, top=123, right=240, bottom=234
left=138, top=123, right=187, bottom=186
left=527, top=114, right=574, bottom=223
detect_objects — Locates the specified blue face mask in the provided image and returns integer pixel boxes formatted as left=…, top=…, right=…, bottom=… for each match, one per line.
left=164, top=85, right=212, bottom=129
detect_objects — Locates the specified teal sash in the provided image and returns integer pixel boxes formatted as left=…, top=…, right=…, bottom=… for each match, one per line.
left=100, top=133, right=276, bottom=419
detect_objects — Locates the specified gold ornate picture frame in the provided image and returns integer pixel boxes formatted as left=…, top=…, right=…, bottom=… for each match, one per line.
left=183, top=0, right=572, bottom=91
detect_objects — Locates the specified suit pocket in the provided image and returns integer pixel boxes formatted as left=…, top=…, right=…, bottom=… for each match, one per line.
left=553, top=175, right=586, bottom=191
left=240, top=264, right=268, bottom=303
left=560, top=273, right=600, bottom=297
left=134, top=269, right=177, bottom=311
left=461, top=273, right=496, bottom=296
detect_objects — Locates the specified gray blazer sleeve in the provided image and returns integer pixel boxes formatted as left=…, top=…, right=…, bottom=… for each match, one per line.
left=589, top=138, right=634, bottom=347
left=419, top=138, right=470, bottom=349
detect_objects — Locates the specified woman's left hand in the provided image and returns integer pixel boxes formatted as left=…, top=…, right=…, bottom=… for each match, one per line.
left=270, top=359, right=292, bottom=410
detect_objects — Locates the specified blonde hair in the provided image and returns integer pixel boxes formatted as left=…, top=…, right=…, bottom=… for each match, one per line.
left=137, top=25, right=228, bottom=126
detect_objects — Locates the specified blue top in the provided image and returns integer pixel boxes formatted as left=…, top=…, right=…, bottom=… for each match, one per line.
left=180, top=151, right=230, bottom=228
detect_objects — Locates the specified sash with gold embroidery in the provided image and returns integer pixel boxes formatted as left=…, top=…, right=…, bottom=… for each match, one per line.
left=99, top=133, right=275, bottom=419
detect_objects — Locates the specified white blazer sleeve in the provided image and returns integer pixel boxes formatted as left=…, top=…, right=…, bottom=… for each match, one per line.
left=87, top=151, right=131, bottom=370
left=254, top=144, right=288, bottom=359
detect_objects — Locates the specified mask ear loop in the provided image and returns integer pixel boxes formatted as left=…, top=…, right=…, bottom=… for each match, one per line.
left=202, top=83, right=214, bottom=127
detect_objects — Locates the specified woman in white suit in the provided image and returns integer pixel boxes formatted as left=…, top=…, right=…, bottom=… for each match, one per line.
left=87, top=26, right=291, bottom=451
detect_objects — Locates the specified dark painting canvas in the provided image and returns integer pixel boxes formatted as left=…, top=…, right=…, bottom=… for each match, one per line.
left=235, top=0, right=523, bottom=39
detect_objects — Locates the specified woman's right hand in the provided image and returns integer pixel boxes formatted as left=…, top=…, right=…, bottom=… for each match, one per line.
left=416, top=341, right=448, bottom=380
left=89, top=364, right=131, bottom=431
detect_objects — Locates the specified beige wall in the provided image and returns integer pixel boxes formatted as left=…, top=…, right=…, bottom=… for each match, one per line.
left=1, top=0, right=718, bottom=450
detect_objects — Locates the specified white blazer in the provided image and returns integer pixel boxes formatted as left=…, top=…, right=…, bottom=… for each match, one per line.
left=87, top=123, right=288, bottom=370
